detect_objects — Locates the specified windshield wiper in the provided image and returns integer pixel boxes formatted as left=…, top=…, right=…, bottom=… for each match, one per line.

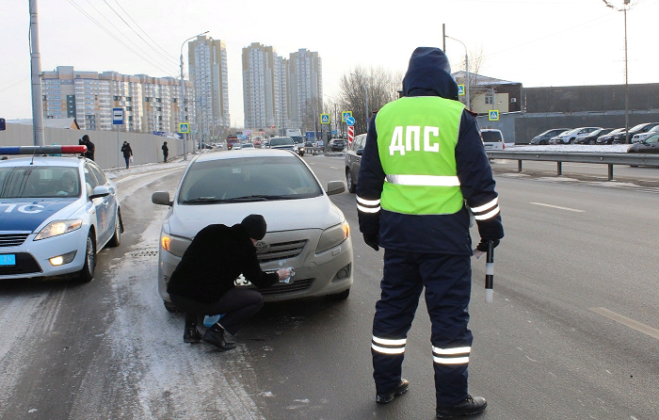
left=181, top=197, right=224, bottom=204
left=221, top=194, right=298, bottom=202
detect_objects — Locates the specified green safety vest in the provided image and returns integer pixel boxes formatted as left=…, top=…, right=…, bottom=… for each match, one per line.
left=376, top=96, right=465, bottom=215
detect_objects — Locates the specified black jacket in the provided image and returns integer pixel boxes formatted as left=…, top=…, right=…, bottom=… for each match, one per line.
left=162, top=144, right=169, bottom=154
left=121, top=144, right=133, bottom=158
left=84, top=140, right=95, bottom=160
left=357, top=47, right=503, bottom=255
left=167, top=224, right=278, bottom=303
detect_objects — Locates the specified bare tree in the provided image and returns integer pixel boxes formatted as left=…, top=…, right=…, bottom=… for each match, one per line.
left=336, top=66, right=402, bottom=135
left=450, top=46, right=488, bottom=110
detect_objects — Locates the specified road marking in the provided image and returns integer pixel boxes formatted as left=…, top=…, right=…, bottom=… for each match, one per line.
left=589, top=307, right=659, bottom=340
left=329, top=166, right=338, bottom=169
left=530, top=202, right=585, bottom=213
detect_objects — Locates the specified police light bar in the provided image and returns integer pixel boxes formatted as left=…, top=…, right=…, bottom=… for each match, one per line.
left=0, top=145, right=87, bottom=155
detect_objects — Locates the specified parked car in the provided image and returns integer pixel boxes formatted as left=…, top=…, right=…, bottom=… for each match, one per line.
left=596, top=128, right=625, bottom=145
left=344, top=133, right=367, bottom=193
left=151, top=149, right=353, bottom=310
left=0, top=146, right=123, bottom=283
left=574, top=128, right=615, bottom=145
left=627, top=133, right=659, bottom=154
left=198, top=142, right=213, bottom=150
left=241, top=142, right=255, bottom=149
left=328, top=139, right=346, bottom=152
left=253, top=139, right=262, bottom=148
left=550, top=127, right=602, bottom=144
left=481, top=129, right=506, bottom=150
left=230, top=143, right=242, bottom=150
left=612, top=122, right=659, bottom=144
left=631, top=125, right=659, bottom=143
left=529, top=128, right=570, bottom=145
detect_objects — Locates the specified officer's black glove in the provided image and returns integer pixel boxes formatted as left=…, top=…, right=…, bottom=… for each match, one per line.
left=476, top=239, right=500, bottom=252
left=363, top=233, right=379, bottom=251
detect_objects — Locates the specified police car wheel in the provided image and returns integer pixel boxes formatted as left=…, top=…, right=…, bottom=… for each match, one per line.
left=78, top=234, right=96, bottom=283
left=108, top=210, right=122, bottom=247
left=163, top=300, right=178, bottom=313
left=326, top=288, right=350, bottom=301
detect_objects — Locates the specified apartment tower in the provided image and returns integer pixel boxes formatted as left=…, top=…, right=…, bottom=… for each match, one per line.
left=288, top=48, right=322, bottom=131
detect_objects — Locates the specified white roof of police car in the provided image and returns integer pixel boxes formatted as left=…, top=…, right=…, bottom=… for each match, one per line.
left=192, top=148, right=297, bottom=163
left=0, top=156, right=83, bottom=168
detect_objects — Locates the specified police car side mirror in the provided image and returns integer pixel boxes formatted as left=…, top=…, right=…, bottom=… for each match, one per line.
left=326, top=181, right=345, bottom=196
left=89, top=185, right=111, bottom=200
left=356, top=149, right=364, bottom=156
left=152, top=191, right=173, bottom=206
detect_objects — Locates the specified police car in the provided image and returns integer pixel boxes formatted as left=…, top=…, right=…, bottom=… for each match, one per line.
left=0, top=145, right=123, bottom=282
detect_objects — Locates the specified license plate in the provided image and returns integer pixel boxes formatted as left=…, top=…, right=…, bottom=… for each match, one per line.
left=0, top=254, right=16, bottom=266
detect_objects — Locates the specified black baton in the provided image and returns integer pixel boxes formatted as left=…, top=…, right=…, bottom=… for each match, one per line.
left=485, top=240, right=494, bottom=303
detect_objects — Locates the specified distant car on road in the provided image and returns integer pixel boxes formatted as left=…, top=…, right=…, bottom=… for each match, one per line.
left=529, top=128, right=570, bottom=145
left=574, top=128, right=615, bottom=145
left=344, top=133, right=366, bottom=193
left=550, top=127, right=602, bottom=144
left=241, top=142, right=255, bottom=149
left=269, top=137, right=304, bottom=156
left=481, top=129, right=506, bottom=150
left=627, top=133, right=659, bottom=154
left=328, top=139, right=346, bottom=152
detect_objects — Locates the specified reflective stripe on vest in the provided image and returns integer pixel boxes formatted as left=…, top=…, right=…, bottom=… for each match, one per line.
left=376, top=97, right=466, bottom=215
left=432, top=345, right=471, bottom=365
left=372, top=336, right=406, bottom=355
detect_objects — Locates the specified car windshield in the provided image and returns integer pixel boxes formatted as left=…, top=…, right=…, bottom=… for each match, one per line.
left=178, top=155, right=323, bottom=204
left=269, top=137, right=294, bottom=146
left=644, top=134, right=659, bottom=143
left=0, top=166, right=80, bottom=198
left=481, top=131, right=503, bottom=142
left=290, top=136, right=304, bottom=144
left=629, top=123, right=648, bottom=132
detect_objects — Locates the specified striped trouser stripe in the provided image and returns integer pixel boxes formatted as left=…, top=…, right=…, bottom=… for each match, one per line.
left=372, top=336, right=406, bottom=355
left=432, top=345, right=471, bottom=365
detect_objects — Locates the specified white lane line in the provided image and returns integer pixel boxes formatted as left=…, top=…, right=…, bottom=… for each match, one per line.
left=530, top=202, right=585, bottom=213
left=589, top=307, right=659, bottom=340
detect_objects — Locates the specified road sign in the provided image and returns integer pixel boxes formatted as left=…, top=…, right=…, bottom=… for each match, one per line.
left=320, top=113, right=330, bottom=125
left=342, top=111, right=352, bottom=122
left=488, top=110, right=500, bottom=121
left=458, top=85, right=465, bottom=96
left=178, top=122, right=190, bottom=134
left=112, top=108, right=124, bottom=125
left=348, top=125, right=355, bottom=146
left=345, top=116, right=355, bottom=126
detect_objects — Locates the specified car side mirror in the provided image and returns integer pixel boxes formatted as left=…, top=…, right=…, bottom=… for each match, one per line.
left=152, top=191, right=173, bottom=206
left=89, top=185, right=111, bottom=200
left=326, top=181, right=345, bottom=196
left=356, top=149, right=363, bottom=156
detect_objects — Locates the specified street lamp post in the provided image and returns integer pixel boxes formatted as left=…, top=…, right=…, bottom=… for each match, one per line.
left=180, top=31, right=208, bottom=160
left=445, top=35, right=469, bottom=109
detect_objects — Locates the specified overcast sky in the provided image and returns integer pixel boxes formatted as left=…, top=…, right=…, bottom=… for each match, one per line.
left=2, top=0, right=658, bottom=128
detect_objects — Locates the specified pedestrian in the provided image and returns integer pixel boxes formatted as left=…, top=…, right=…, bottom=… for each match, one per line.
left=356, top=47, right=504, bottom=419
left=81, top=134, right=95, bottom=161
left=120, top=141, right=133, bottom=169
left=162, top=141, right=169, bottom=162
left=166, top=214, right=290, bottom=351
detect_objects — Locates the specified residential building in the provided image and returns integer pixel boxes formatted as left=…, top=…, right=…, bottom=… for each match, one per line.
left=288, top=48, right=322, bottom=131
left=188, top=35, right=230, bottom=142
left=452, top=71, right=522, bottom=115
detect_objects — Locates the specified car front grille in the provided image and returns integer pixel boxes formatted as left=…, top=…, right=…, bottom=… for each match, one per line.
left=257, top=239, right=307, bottom=263
left=258, top=279, right=313, bottom=295
left=0, top=253, right=42, bottom=275
left=0, top=234, right=30, bottom=247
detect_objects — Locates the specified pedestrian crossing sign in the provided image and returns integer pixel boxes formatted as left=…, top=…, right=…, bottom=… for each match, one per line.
left=458, top=85, right=465, bottom=96
left=178, top=122, right=190, bottom=133
left=488, top=110, right=499, bottom=121
left=320, top=114, right=330, bottom=125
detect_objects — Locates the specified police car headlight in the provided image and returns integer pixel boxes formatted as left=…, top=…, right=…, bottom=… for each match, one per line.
left=316, top=221, right=350, bottom=254
left=160, top=230, right=191, bottom=257
left=34, top=219, right=83, bottom=240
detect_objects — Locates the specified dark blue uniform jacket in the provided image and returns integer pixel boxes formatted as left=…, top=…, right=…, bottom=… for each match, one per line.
left=357, top=47, right=504, bottom=255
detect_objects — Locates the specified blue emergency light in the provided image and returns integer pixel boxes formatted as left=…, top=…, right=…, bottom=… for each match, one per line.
left=0, top=145, right=87, bottom=155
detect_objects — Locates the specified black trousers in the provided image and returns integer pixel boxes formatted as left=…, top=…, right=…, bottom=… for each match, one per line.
left=169, top=288, right=264, bottom=335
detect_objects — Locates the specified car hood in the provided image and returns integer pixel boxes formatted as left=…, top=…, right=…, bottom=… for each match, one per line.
left=166, top=195, right=344, bottom=238
left=0, top=198, right=81, bottom=232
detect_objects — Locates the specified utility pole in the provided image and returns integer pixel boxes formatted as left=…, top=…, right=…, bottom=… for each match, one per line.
left=29, top=0, right=45, bottom=146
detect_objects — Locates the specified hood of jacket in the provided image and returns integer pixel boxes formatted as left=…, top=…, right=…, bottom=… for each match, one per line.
left=402, top=47, right=459, bottom=100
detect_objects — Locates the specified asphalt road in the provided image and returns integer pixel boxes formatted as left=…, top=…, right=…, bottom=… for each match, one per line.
left=0, top=153, right=657, bottom=420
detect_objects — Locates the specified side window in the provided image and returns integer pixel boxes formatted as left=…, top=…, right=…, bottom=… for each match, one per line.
left=89, top=163, right=107, bottom=185
left=84, top=164, right=100, bottom=195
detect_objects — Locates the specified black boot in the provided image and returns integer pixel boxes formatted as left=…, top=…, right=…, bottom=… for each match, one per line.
left=202, top=324, right=236, bottom=351
left=375, top=379, right=409, bottom=404
left=436, top=395, right=487, bottom=418
left=183, top=321, right=202, bottom=344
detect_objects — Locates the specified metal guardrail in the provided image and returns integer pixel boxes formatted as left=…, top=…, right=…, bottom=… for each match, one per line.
left=486, top=150, right=659, bottom=181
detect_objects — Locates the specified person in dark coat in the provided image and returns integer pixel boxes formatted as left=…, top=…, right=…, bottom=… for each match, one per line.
left=167, top=214, right=291, bottom=351
left=120, top=141, right=133, bottom=169
left=80, top=135, right=95, bottom=161
left=162, top=141, right=169, bottom=162
left=357, top=47, right=503, bottom=418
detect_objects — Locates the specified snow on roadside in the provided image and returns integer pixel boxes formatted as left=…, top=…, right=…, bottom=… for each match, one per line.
left=506, top=144, right=629, bottom=153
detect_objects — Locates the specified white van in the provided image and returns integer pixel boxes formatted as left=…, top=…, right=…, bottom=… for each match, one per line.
left=481, top=129, right=506, bottom=150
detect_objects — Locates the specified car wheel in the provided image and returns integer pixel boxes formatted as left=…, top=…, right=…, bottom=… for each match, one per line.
left=77, top=233, right=96, bottom=283
left=346, top=169, right=356, bottom=193
left=540, top=141, right=547, bottom=145
left=108, top=209, right=122, bottom=247
left=326, top=288, right=350, bottom=301
left=164, top=300, right=178, bottom=313
left=588, top=140, right=595, bottom=145
left=300, top=151, right=305, bottom=156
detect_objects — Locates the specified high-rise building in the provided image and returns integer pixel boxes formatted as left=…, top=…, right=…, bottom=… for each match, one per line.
left=289, top=48, right=322, bottom=131
left=188, top=35, right=230, bottom=142
left=41, top=66, right=193, bottom=133
left=242, top=42, right=289, bottom=130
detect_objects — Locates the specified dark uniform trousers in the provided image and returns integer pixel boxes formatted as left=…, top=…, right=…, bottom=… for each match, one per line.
left=372, top=249, right=473, bottom=407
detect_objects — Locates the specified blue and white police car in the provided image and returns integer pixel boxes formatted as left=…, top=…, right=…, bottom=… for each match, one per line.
left=0, top=145, right=123, bottom=282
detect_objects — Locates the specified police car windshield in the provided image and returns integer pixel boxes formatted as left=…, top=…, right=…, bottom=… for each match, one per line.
left=0, top=166, right=81, bottom=198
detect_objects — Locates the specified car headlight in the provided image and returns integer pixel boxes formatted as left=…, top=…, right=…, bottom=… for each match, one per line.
left=316, top=221, right=350, bottom=253
left=34, top=219, right=83, bottom=240
left=160, top=229, right=192, bottom=257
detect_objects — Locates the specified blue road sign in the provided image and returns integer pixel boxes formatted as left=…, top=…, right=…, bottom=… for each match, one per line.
left=178, top=122, right=190, bottom=133
left=345, top=116, right=355, bottom=126
left=320, top=114, right=330, bottom=125
left=112, top=108, right=124, bottom=125
left=342, top=111, right=352, bottom=122
left=488, top=110, right=500, bottom=121
left=458, top=85, right=465, bottom=96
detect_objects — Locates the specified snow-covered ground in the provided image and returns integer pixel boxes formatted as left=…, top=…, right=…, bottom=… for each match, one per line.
left=506, top=144, right=630, bottom=153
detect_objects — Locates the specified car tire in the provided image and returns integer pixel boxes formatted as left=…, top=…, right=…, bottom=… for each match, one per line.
left=588, top=140, right=595, bottom=145
left=299, top=151, right=305, bottom=157
left=346, top=169, right=356, bottom=193
left=77, top=233, right=96, bottom=283
left=326, top=288, right=350, bottom=301
left=164, top=300, right=178, bottom=313
left=108, top=209, right=122, bottom=247
left=540, top=141, right=547, bottom=145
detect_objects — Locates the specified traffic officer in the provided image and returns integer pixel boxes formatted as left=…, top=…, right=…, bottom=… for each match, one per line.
left=357, top=47, right=504, bottom=419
